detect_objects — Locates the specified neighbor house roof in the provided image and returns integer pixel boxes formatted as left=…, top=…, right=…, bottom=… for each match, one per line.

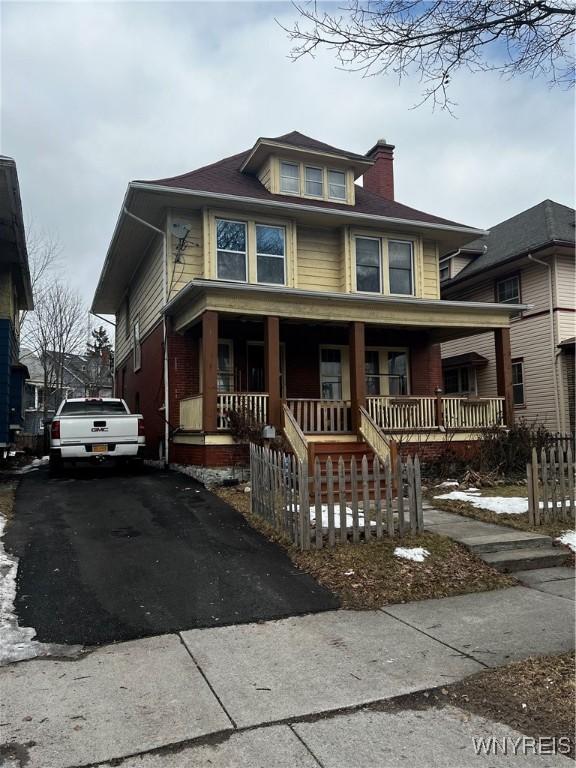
left=141, top=131, right=466, bottom=229
left=443, top=199, right=575, bottom=288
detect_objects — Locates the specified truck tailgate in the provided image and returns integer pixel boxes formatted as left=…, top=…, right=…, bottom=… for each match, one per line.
left=59, top=415, right=138, bottom=444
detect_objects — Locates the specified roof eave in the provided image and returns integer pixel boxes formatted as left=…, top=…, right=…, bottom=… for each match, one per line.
left=131, top=181, right=487, bottom=239
left=239, top=138, right=374, bottom=177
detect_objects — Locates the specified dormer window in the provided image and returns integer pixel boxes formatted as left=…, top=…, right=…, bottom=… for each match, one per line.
left=280, top=162, right=299, bottom=194
left=305, top=166, right=323, bottom=197
left=328, top=170, right=346, bottom=200
left=277, top=159, right=351, bottom=203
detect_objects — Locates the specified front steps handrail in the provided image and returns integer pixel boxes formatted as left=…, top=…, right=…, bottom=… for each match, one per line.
left=282, top=403, right=309, bottom=466
left=358, top=406, right=392, bottom=465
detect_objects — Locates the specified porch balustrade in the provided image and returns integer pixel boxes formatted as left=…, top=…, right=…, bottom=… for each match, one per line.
left=286, top=399, right=352, bottom=434
left=180, top=392, right=506, bottom=434
left=442, top=396, right=504, bottom=430
left=216, top=393, right=269, bottom=430
left=367, top=396, right=437, bottom=431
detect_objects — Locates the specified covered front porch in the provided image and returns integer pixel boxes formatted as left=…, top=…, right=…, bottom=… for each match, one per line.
left=174, top=311, right=513, bottom=441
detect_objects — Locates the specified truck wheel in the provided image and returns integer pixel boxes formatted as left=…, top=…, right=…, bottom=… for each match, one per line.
left=49, top=455, right=63, bottom=477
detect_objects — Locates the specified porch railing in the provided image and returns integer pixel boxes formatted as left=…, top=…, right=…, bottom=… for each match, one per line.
left=180, top=395, right=203, bottom=431
left=282, top=403, right=308, bottom=464
left=286, top=399, right=352, bottom=434
left=217, top=393, right=268, bottom=430
left=367, top=396, right=437, bottom=431
left=442, top=396, right=504, bottom=430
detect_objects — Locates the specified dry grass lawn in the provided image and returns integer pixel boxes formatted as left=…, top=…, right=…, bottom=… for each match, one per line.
left=215, top=486, right=516, bottom=609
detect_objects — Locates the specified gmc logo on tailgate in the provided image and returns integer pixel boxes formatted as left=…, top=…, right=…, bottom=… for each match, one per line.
left=91, top=427, right=109, bottom=432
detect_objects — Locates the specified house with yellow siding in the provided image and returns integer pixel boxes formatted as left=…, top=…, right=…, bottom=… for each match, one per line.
left=92, top=132, right=522, bottom=479
left=441, top=200, right=575, bottom=436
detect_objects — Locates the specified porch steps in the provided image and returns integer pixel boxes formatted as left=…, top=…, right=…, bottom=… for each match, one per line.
left=481, top=547, right=571, bottom=572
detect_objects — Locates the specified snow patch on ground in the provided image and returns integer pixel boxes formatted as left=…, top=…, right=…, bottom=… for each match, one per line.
left=557, top=530, right=576, bottom=553
left=394, top=547, right=430, bottom=563
left=0, top=491, right=82, bottom=665
left=15, top=456, right=50, bottom=475
left=434, top=490, right=529, bottom=515
left=435, top=480, right=459, bottom=488
left=309, top=504, right=376, bottom=528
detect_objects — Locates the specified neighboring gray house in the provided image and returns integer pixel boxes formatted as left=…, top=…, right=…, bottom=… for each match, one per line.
left=441, top=200, right=575, bottom=433
left=20, top=349, right=113, bottom=433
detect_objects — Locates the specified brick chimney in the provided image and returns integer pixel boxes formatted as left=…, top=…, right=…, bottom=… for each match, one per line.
left=363, top=139, right=395, bottom=199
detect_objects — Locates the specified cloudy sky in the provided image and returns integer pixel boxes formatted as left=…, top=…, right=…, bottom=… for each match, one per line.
left=2, top=1, right=574, bottom=309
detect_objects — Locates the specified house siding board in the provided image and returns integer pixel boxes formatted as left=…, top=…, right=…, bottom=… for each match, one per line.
left=115, top=239, right=165, bottom=367
left=296, top=225, right=343, bottom=292
left=422, top=240, right=440, bottom=300
left=169, top=211, right=204, bottom=298
left=555, top=253, right=576, bottom=308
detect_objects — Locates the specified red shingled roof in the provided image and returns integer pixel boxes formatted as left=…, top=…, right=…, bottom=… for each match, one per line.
left=140, top=131, right=466, bottom=228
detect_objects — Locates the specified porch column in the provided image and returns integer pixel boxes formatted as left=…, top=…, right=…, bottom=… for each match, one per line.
left=349, top=321, right=366, bottom=433
left=264, top=315, right=281, bottom=429
left=494, top=327, right=514, bottom=426
left=202, top=310, right=218, bottom=432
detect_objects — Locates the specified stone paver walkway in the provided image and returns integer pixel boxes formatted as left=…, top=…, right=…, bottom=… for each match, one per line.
left=423, top=507, right=572, bottom=571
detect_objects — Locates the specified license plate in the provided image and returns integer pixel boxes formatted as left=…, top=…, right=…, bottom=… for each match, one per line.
left=92, top=444, right=107, bottom=453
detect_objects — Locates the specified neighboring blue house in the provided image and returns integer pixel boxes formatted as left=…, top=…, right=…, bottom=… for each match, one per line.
left=0, top=156, right=33, bottom=456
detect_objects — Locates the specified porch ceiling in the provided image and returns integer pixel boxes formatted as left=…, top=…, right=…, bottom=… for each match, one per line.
left=166, top=279, right=526, bottom=343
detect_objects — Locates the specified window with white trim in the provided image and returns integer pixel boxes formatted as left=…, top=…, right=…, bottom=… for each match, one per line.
left=328, top=169, right=346, bottom=200
left=512, top=360, right=525, bottom=406
left=280, top=162, right=299, bottom=194
left=496, top=275, right=522, bottom=318
left=305, top=166, right=323, bottom=197
left=256, top=224, right=285, bottom=285
left=389, top=240, right=413, bottom=295
left=444, top=366, right=476, bottom=395
left=355, top=237, right=381, bottom=293
left=133, top=319, right=141, bottom=372
left=217, top=340, right=234, bottom=393
left=216, top=219, right=247, bottom=281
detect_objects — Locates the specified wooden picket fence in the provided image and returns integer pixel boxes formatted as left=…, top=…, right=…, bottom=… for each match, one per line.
left=527, top=445, right=576, bottom=525
left=249, top=443, right=423, bottom=550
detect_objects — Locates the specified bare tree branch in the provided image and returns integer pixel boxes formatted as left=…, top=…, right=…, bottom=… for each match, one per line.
left=282, top=0, right=575, bottom=110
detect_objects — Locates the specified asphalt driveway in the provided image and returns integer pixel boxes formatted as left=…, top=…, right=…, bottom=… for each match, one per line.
left=5, top=466, right=337, bottom=646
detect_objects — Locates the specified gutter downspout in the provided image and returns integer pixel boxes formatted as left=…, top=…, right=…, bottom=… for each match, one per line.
left=527, top=254, right=562, bottom=432
left=123, top=207, right=170, bottom=466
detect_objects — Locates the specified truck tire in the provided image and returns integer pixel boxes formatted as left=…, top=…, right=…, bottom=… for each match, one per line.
left=49, top=454, right=63, bottom=477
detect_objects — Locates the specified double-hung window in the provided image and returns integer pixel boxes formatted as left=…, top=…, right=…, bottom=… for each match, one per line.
left=328, top=170, right=346, bottom=200
left=256, top=224, right=285, bottom=285
left=388, top=240, right=413, bottom=295
left=280, top=162, right=299, bottom=194
left=512, top=360, right=525, bottom=406
left=305, top=166, right=323, bottom=197
left=216, top=219, right=247, bottom=281
left=355, top=237, right=381, bottom=293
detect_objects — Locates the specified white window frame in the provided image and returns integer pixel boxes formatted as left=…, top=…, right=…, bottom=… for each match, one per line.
left=354, top=236, right=382, bottom=294
left=216, top=218, right=248, bottom=283
left=439, top=256, right=451, bottom=282
left=280, top=162, right=300, bottom=195
left=496, top=274, right=522, bottom=319
left=388, top=239, right=415, bottom=297
left=255, top=223, right=286, bottom=286
left=304, top=165, right=324, bottom=198
left=327, top=168, right=347, bottom=201
left=133, top=319, right=141, bottom=372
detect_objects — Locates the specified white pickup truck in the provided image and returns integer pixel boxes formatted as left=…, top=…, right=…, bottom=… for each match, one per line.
left=49, top=398, right=145, bottom=473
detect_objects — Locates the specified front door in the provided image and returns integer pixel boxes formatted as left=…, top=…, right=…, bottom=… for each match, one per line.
left=247, top=342, right=286, bottom=396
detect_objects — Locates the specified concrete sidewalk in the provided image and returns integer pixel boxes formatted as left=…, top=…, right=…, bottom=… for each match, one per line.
left=1, top=585, right=573, bottom=768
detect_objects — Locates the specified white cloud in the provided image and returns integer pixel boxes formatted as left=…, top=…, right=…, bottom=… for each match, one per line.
left=1, top=1, right=573, bottom=305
